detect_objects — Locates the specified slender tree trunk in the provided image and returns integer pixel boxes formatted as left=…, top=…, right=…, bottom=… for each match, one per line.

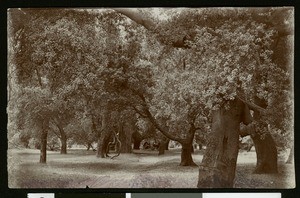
left=60, top=133, right=67, bottom=154
left=180, top=142, right=197, bottom=166
left=55, top=120, right=68, bottom=154
left=96, top=138, right=103, bottom=158
left=197, top=99, right=252, bottom=188
left=158, top=137, right=169, bottom=155
left=165, top=139, right=170, bottom=150
left=40, top=129, right=47, bottom=163
left=158, top=143, right=165, bottom=155
left=252, top=133, right=278, bottom=173
left=39, top=117, right=49, bottom=163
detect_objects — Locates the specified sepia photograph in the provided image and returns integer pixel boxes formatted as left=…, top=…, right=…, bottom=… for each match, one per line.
left=7, top=7, right=294, bottom=188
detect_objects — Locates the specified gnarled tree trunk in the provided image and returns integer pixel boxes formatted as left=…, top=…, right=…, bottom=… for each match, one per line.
left=252, top=133, right=278, bottom=173
left=97, top=134, right=110, bottom=158
left=55, top=121, right=68, bottom=154
left=197, top=99, right=252, bottom=188
left=251, top=97, right=278, bottom=174
left=180, top=142, right=197, bottom=166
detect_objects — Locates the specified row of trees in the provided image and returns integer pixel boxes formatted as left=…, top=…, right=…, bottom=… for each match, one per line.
left=7, top=8, right=293, bottom=187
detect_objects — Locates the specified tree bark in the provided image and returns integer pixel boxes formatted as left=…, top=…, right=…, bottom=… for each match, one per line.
left=97, top=134, right=110, bottom=158
left=60, top=133, right=67, bottom=154
left=197, top=99, right=252, bottom=188
left=251, top=98, right=278, bottom=174
left=39, top=117, right=49, bottom=163
left=158, top=143, right=165, bottom=155
left=54, top=119, right=68, bottom=154
left=180, top=143, right=197, bottom=166
left=132, top=131, right=143, bottom=150
left=96, top=106, right=110, bottom=158
left=158, top=137, right=169, bottom=155
left=133, top=140, right=141, bottom=149
left=119, top=122, right=133, bottom=153
left=165, top=139, right=170, bottom=150
left=39, top=129, right=47, bottom=163
left=252, top=133, right=278, bottom=173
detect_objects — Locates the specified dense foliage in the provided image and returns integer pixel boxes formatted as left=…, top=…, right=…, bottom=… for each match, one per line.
left=8, top=8, right=293, bottom=159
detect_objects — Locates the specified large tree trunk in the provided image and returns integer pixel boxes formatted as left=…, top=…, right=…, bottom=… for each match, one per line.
left=197, top=99, right=252, bottom=188
left=119, top=122, right=132, bottom=153
left=180, top=142, right=197, bottom=166
left=133, top=139, right=141, bottom=149
left=39, top=129, right=48, bottom=163
left=252, top=133, right=278, bottom=173
left=132, top=131, right=143, bottom=150
left=96, top=134, right=110, bottom=158
left=251, top=97, right=278, bottom=174
left=96, top=106, right=110, bottom=158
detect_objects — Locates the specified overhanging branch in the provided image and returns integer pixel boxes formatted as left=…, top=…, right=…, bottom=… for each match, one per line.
left=113, top=8, right=156, bottom=30
left=237, top=95, right=266, bottom=114
left=113, top=8, right=189, bottom=48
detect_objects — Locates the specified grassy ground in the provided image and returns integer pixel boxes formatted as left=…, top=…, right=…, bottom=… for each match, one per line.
left=7, top=148, right=295, bottom=188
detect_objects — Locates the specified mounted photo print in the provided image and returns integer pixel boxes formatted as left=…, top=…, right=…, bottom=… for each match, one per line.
left=7, top=7, right=294, bottom=188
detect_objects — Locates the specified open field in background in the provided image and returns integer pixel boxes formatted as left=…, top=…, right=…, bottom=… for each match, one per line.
left=7, top=148, right=295, bottom=188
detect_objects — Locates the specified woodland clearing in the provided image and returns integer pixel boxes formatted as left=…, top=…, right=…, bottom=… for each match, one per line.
left=7, top=148, right=295, bottom=188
